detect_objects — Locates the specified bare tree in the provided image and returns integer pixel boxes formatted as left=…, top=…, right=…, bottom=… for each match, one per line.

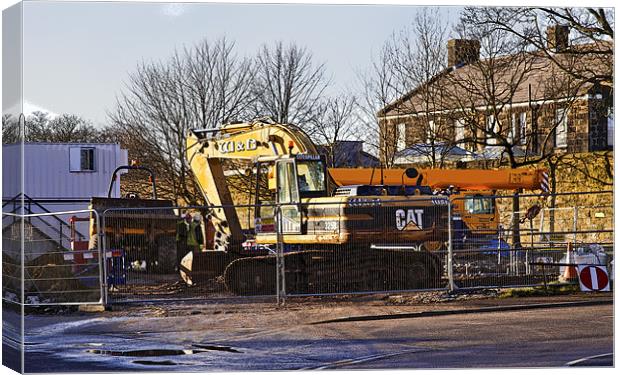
left=306, top=95, right=357, bottom=167
left=2, top=111, right=100, bottom=143
left=48, top=114, right=100, bottom=142
left=362, top=8, right=453, bottom=168
left=1, top=114, right=19, bottom=144
left=468, top=8, right=613, bottom=85
left=109, top=37, right=255, bottom=205
left=356, top=42, right=404, bottom=168
left=458, top=7, right=614, bottom=185
left=444, top=7, right=609, bottom=245
left=389, top=8, right=452, bottom=167
left=252, top=41, right=328, bottom=126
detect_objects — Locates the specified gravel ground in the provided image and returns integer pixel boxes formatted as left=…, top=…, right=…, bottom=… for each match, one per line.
left=23, top=288, right=610, bottom=322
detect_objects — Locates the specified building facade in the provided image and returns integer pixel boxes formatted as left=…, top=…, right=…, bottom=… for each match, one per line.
left=378, top=26, right=613, bottom=166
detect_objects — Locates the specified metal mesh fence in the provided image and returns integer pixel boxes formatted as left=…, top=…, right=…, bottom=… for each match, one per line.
left=451, top=192, right=613, bottom=290
left=6, top=191, right=610, bottom=305
left=100, top=205, right=279, bottom=303
left=2, top=209, right=103, bottom=305
left=278, top=197, right=450, bottom=296
left=2, top=212, right=23, bottom=305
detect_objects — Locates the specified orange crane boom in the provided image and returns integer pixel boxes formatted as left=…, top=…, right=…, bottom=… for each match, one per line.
left=329, top=168, right=549, bottom=192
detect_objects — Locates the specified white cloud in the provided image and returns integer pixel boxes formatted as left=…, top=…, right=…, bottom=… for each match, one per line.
left=161, top=3, right=186, bottom=17
left=23, top=101, right=58, bottom=118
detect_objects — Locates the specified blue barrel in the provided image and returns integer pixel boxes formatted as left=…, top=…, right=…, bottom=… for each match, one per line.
left=106, top=249, right=126, bottom=286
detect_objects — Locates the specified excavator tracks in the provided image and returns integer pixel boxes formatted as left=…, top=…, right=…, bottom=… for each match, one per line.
left=223, top=247, right=443, bottom=295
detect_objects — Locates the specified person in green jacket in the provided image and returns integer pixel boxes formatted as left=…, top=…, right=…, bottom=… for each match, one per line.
left=188, top=214, right=204, bottom=254
left=176, top=213, right=192, bottom=270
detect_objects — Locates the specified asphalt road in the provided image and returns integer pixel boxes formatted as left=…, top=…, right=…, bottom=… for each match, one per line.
left=8, top=301, right=614, bottom=372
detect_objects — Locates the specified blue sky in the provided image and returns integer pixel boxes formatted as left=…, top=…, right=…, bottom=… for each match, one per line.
left=15, top=1, right=460, bottom=125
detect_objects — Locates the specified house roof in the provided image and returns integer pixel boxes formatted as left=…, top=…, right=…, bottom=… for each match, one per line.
left=476, top=146, right=534, bottom=160
left=317, top=141, right=380, bottom=167
left=395, top=143, right=476, bottom=164
left=380, top=40, right=613, bottom=118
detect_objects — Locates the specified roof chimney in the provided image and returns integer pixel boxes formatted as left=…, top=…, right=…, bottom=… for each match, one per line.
left=447, top=39, right=480, bottom=67
left=547, top=25, right=569, bottom=52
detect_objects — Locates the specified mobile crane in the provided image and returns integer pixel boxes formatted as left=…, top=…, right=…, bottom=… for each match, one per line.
left=329, top=167, right=549, bottom=248
left=185, top=118, right=449, bottom=294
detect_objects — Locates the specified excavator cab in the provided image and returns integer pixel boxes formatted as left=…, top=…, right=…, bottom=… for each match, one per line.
left=254, top=154, right=328, bottom=235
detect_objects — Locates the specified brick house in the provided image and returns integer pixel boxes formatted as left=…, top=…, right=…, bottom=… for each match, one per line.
left=378, top=26, right=613, bottom=166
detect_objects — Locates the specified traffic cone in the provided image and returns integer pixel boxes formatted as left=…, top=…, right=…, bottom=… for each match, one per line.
left=560, top=243, right=578, bottom=282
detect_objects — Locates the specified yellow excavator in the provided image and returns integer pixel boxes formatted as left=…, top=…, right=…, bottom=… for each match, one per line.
left=183, top=118, right=548, bottom=294
left=184, top=118, right=449, bottom=294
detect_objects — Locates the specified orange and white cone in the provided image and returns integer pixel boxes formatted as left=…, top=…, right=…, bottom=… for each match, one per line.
left=560, top=243, right=578, bottom=282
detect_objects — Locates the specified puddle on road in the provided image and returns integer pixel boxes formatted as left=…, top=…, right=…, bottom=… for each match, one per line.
left=133, top=360, right=178, bottom=366
left=87, top=344, right=242, bottom=358
left=23, top=342, right=44, bottom=346
left=87, top=349, right=206, bottom=357
left=192, top=344, right=242, bottom=353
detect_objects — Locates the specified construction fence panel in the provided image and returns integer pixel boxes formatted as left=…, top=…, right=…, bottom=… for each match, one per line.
left=2, top=212, right=24, bottom=305
left=498, top=191, right=613, bottom=249
left=277, top=197, right=451, bottom=297
left=450, top=191, right=613, bottom=290
left=100, top=205, right=277, bottom=303
left=2, top=209, right=104, bottom=305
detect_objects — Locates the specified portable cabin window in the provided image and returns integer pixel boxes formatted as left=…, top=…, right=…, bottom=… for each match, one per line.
left=70, top=147, right=96, bottom=172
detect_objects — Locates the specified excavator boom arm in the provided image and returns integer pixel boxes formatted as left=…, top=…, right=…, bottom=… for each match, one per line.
left=186, top=119, right=319, bottom=250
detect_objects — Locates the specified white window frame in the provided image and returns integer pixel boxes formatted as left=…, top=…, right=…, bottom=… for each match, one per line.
left=519, top=112, right=527, bottom=145
left=555, top=108, right=568, bottom=148
left=486, top=114, right=498, bottom=145
left=396, top=123, right=407, bottom=151
left=455, top=118, right=465, bottom=146
left=509, top=113, right=516, bottom=143
left=426, top=120, right=436, bottom=144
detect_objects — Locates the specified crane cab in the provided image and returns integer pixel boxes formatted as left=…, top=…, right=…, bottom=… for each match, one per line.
left=449, top=190, right=499, bottom=249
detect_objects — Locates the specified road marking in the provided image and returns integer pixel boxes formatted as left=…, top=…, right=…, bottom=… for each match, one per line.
left=565, top=352, right=613, bottom=366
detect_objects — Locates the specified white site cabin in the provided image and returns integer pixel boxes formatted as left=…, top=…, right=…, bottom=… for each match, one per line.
left=2, top=143, right=128, bottom=255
